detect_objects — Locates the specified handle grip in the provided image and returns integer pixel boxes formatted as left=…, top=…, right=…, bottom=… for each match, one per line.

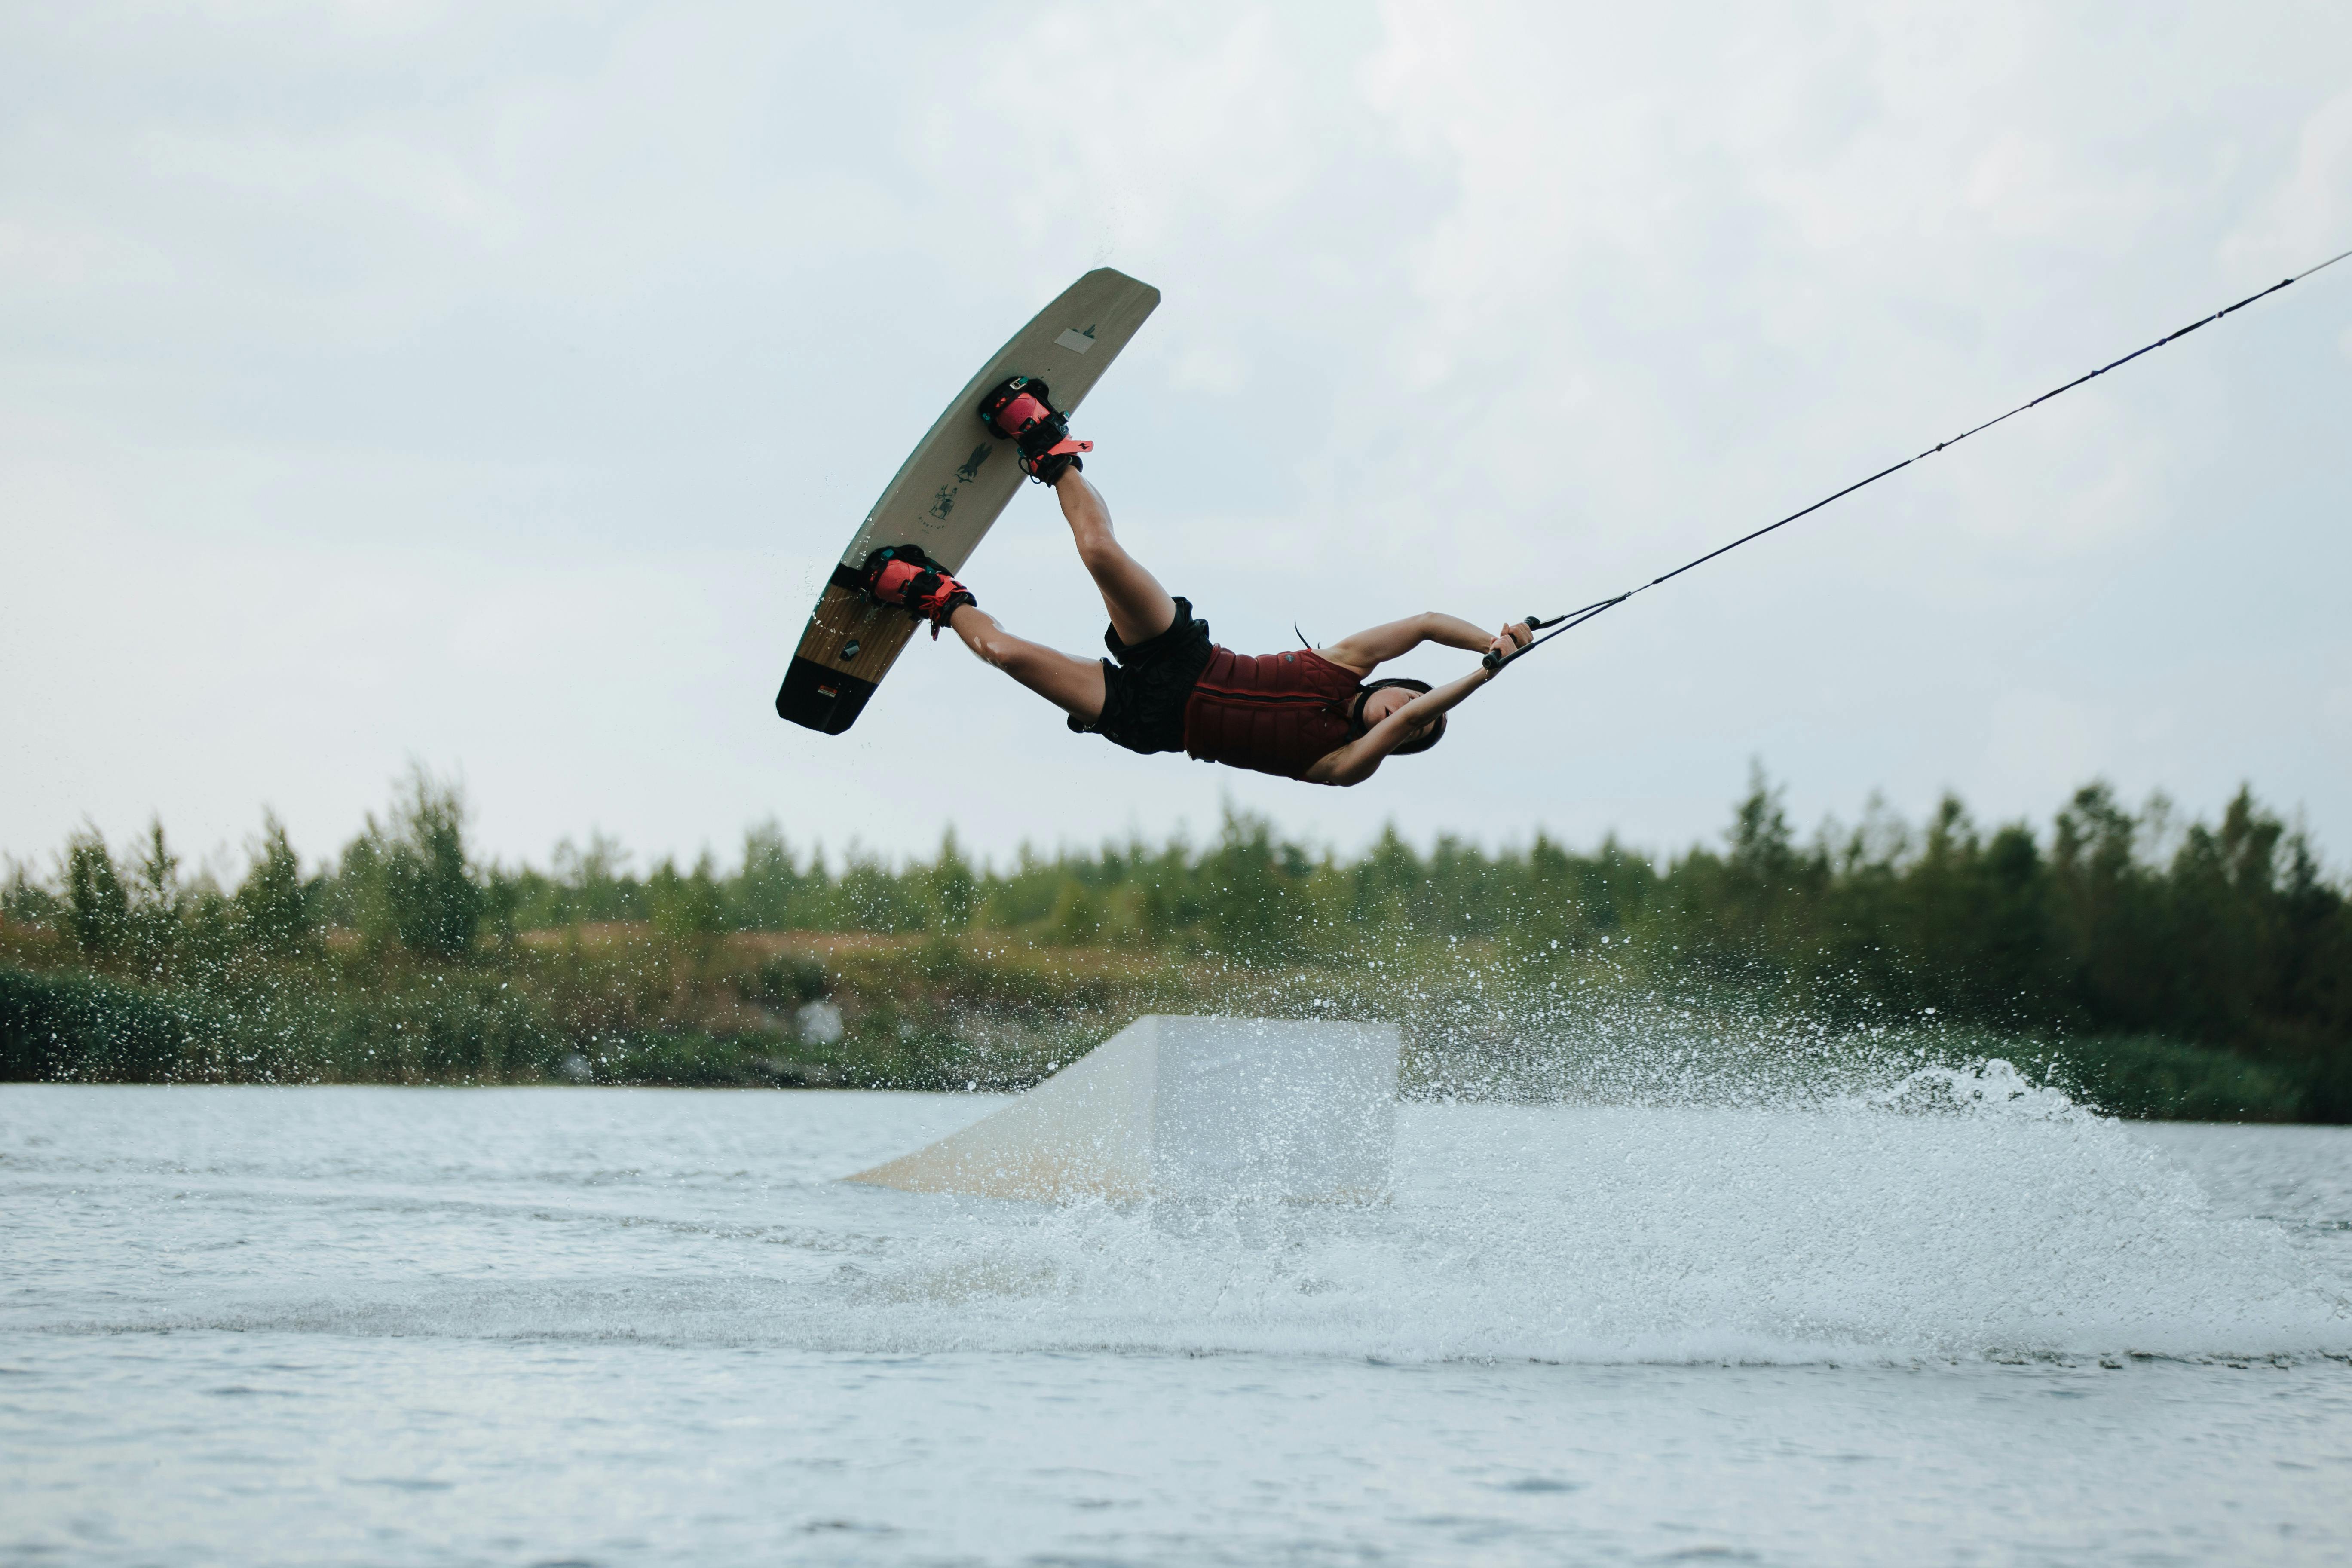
left=1483, top=614, right=1546, bottom=672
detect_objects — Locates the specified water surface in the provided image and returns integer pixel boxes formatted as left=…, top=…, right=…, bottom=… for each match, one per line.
left=4, top=1083, right=2348, bottom=1565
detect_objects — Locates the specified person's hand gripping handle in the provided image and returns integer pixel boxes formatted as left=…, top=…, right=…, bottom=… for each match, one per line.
left=1482, top=619, right=1537, bottom=674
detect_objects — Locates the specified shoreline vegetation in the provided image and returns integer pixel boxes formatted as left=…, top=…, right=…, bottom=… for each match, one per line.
left=3, top=768, right=2345, bottom=1121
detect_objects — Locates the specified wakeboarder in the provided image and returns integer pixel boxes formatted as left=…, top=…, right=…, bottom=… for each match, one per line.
left=857, top=380, right=1528, bottom=787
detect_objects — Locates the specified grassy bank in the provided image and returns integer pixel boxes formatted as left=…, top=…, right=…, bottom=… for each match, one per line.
left=0, top=921, right=2316, bottom=1121
left=5, top=767, right=2346, bottom=1120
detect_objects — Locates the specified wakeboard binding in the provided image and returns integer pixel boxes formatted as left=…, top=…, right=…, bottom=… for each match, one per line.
left=859, top=544, right=975, bottom=637
left=978, top=376, right=1093, bottom=484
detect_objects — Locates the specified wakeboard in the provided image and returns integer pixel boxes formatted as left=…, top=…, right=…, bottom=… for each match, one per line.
left=775, top=267, right=1162, bottom=734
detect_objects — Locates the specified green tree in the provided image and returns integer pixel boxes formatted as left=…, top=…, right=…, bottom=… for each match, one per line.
left=62, top=826, right=130, bottom=958
left=233, top=812, right=317, bottom=957
left=1047, top=878, right=1103, bottom=946
left=0, top=858, right=59, bottom=926
left=2050, top=781, right=2160, bottom=1031
left=928, top=829, right=978, bottom=933
left=649, top=851, right=727, bottom=939
left=551, top=829, right=640, bottom=925
left=1198, top=807, right=1298, bottom=962
left=125, top=818, right=187, bottom=969
left=837, top=847, right=931, bottom=934
left=348, top=768, right=483, bottom=959
left=732, top=821, right=805, bottom=931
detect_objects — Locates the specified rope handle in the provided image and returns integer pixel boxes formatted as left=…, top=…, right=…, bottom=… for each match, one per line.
left=1483, top=603, right=1619, bottom=672
left=1481, top=613, right=1552, bottom=672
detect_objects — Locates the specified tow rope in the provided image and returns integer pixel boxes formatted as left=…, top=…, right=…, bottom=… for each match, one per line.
left=1485, top=246, right=2352, bottom=674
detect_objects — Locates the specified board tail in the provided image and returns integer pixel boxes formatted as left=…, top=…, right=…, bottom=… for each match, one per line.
left=775, top=657, right=879, bottom=735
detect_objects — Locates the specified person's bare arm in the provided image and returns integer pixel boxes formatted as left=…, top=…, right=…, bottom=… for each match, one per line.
left=1302, top=664, right=1496, bottom=787
left=1321, top=613, right=1528, bottom=674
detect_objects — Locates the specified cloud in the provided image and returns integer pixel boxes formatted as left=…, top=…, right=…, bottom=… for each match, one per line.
left=4, top=0, right=2350, bottom=870
left=2224, top=87, right=2352, bottom=276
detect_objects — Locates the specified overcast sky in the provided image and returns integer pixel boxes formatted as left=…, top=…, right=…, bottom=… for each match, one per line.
left=4, top=1, right=2348, bottom=884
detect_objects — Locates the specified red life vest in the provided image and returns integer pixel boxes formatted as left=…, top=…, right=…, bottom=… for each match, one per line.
left=1182, top=647, right=1365, bottom=780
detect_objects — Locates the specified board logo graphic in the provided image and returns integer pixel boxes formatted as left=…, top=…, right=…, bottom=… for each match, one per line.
left=928, top=484, right=956, bottom=521
left=954, top=444, right=991, bottom=482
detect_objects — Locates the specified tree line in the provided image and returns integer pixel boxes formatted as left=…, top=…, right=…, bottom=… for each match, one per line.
left=3, top=767, right=2346, bottom=1116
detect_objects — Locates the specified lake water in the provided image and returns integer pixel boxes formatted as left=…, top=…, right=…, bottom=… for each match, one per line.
left=3, top=1079, right=2349, bottom=1565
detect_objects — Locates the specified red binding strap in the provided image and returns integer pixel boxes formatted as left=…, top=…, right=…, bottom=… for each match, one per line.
left=992, top=391, right=1052, bottom=437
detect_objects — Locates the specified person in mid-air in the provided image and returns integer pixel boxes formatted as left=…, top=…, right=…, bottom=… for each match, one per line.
left=856, top=381, right=1529, bottom=787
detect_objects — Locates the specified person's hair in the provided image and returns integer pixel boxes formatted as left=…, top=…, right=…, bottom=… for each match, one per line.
left=1354, top=678, right=1446, bottom=756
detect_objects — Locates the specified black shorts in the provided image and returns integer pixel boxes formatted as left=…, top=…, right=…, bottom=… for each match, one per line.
left=1070, top=596, right=1213, bottom=755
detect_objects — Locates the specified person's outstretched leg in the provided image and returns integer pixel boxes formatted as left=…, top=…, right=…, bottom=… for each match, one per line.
left=944, top=603, right=1106, bottom=722
left=1054, top=470, right=1176, bottom=646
